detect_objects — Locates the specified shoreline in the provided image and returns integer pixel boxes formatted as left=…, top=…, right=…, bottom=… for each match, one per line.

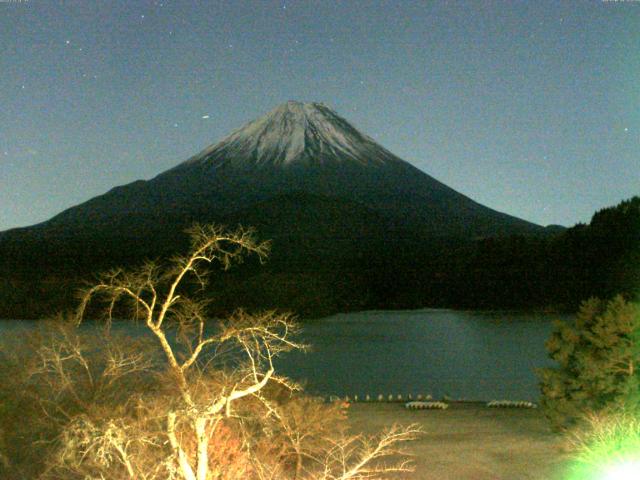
left=0, top=302, right=574, bottom=322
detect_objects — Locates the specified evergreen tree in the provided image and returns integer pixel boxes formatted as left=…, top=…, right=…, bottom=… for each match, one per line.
left=538, top=296, right=640, bottom=430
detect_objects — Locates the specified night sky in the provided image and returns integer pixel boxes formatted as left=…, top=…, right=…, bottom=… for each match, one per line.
left=1, top=0, right=638, bottom=231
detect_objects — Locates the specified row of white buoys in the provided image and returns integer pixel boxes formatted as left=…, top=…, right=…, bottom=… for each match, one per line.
left=328, top=394, right=435, bottom=403
left=486, top=400, right=537, bottom=408
left=327, top=395, right=538, bottom=409
left=405, top=401, right=449, bottom=410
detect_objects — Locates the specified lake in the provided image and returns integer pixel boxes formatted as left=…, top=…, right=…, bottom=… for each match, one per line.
left=0, top=309, right=566, bottom=402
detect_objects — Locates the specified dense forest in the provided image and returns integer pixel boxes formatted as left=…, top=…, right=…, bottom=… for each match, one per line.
left=0, top=196, right=638, bottom=319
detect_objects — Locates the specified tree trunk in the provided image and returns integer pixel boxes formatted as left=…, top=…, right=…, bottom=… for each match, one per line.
left=167, top=412, right=197, bottom=480
left=196, top=417, right=209, bottom=480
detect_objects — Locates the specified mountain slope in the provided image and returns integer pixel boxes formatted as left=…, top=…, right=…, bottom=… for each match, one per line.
left=11, top=101, right=543, bottom=241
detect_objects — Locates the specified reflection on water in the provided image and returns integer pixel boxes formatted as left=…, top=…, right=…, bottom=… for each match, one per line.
left=275, top=309, right=565, bottom=402
left=1, top=309, right=567, bottom=402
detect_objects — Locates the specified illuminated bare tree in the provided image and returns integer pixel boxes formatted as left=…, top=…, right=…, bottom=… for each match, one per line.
left=10, top=224, right=421, bottom=480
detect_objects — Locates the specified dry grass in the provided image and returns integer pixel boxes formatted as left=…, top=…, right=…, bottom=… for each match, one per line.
left=346, top=402, right=572, bottom=479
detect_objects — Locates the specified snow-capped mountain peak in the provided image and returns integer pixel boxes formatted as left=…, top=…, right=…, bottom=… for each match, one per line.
left=183, top=101, right=402, bottom=168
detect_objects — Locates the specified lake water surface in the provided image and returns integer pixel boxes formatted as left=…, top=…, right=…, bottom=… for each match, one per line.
left=0, top=309, right=567, bottom=402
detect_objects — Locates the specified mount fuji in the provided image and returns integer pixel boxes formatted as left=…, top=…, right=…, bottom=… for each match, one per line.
left=0, top=101, right=551, bottom=317
left=16, top=101, right=542, bottom=238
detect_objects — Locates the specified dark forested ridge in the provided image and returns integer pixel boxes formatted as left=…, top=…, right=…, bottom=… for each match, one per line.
left=444, top=196, right=640, bottom=310
left=0, top=196, right=638, bottom=320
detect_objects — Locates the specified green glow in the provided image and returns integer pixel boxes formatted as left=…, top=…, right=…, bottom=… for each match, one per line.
left=568, top=456, right=640, bottom=480
left=565, top=410, right=640, bottom=480
left=602, top=460, right=640, bottom=480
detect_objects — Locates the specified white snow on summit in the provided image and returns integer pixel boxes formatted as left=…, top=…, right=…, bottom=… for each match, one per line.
left=184, top=101, right=404, bottom=168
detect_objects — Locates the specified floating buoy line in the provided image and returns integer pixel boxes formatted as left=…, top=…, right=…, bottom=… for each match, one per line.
left=324, top=394, right=537, bottom=409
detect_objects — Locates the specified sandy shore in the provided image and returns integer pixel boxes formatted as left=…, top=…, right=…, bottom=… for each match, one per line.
left=346, top=402, right=571, bottom=479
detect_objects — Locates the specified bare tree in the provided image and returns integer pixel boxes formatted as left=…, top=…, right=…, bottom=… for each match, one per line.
left=8, top=224, right=420, bottom=480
